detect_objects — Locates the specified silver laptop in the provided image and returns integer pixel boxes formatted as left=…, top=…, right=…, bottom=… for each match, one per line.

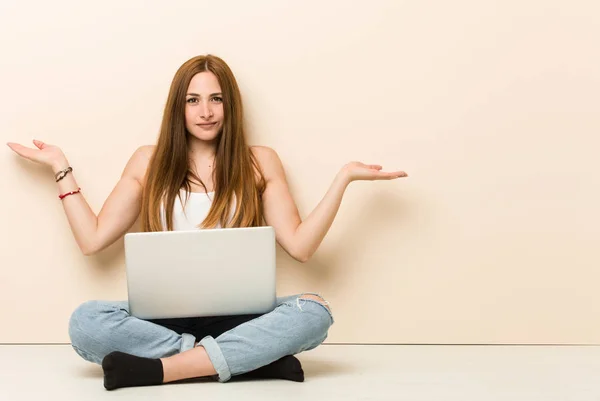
left=124, top=226, right=277, bottom=320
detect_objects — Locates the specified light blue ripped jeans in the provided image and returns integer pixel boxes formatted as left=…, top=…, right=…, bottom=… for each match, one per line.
left=68, top=293, right=333, bottom=382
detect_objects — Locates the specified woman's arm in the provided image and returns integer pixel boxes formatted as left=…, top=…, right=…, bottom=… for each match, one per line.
left=7, top=140, right=153, bottom=255
left=254, top=146, right=407, bottom=263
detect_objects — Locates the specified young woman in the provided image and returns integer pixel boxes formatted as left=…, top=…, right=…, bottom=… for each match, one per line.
left=7, top=55, right=407, bottom=390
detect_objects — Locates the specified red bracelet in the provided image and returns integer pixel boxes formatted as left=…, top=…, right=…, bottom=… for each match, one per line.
left=59, top=187, right=81, bottom=200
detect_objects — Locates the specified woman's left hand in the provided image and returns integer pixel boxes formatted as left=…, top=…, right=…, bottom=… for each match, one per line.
left=341, top=161, right=408, bottom=183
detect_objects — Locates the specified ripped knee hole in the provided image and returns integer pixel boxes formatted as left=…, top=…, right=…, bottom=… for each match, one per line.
left=297, top=294, right=332, bottom=313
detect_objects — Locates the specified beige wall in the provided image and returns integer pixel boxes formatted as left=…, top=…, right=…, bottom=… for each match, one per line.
left=1, top=0, right=599, bottom=344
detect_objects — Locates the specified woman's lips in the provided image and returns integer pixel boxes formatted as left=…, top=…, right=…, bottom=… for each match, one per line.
left=196, top=122, right=217, bottom=129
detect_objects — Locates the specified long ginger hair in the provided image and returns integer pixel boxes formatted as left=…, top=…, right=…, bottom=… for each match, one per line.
left=140, top=55, right=265, bottom=231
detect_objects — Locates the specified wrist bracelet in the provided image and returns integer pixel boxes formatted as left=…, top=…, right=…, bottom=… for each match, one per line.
left=59, top=187, right=81, bottom=200
left=55, top=166, right=73, bottom=182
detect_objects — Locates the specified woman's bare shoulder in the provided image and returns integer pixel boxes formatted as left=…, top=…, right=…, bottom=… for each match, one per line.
left=250, top=145, right=280, bottom=164
left=250, top=145, right=285, bottom=182
left=123, top=145, right=156, bottom=183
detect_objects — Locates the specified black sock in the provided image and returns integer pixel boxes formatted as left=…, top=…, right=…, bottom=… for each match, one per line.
left=102, top=351, right=304, bottom=390
left=102, top=351, right=164, bottom=390
left=240, top=355, right=304, bottom=382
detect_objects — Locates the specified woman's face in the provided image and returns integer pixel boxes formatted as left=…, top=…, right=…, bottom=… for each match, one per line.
left=185, top=72, right=224, bottom=142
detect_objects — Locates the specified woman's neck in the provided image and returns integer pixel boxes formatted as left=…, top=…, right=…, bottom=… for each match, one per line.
left=187, top=136, right=217, bottom=166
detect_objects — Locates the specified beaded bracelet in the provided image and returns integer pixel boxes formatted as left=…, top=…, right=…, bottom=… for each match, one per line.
left=59, top=187, right=81, bottom=200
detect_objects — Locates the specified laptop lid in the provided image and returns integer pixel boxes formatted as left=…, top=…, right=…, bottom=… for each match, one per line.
left=124, top=226, right=277, bottom=319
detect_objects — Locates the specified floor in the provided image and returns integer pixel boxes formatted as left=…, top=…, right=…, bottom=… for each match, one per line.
left=1, top=344, right=599, bottom=400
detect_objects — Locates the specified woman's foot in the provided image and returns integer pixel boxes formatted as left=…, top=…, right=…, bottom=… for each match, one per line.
left=240, top=355, right=304, bottom=382
left=102, top=351, right=304, bottom=390
left=102, top=352, right=163, bottom=390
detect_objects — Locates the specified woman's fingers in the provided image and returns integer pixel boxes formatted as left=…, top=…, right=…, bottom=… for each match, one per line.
left=377, top=170, right=408, bottom=179
left=33, top=139, right=46, bottom=149
left=7, top=142, right=39, bottom=161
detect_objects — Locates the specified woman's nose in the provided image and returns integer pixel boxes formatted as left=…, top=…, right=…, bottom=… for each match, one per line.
left=198, top=102, right=213, bottom=120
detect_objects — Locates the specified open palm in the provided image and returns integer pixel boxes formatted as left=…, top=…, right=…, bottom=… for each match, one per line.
left=343, top=161, right=407, bottom=182
left=7, top=140, right=66, bottom=168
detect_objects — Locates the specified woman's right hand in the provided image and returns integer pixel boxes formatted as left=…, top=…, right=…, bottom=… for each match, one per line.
left=7, top=139, right=69, bottom=172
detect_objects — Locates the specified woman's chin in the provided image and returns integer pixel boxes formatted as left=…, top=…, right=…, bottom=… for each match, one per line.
left=187, top=131, right=221, bottom=143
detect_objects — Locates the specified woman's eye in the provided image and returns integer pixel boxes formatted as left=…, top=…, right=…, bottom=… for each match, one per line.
left=211, top=97, right=223, bottom=103
left=186, top=98, right=198, bottom=103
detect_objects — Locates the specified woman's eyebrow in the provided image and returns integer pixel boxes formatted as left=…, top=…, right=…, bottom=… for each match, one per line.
left=186, top=92, right=223, bottom=97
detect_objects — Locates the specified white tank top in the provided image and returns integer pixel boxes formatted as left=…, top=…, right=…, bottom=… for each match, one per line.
left=160, top=190, right=235, bottom=231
